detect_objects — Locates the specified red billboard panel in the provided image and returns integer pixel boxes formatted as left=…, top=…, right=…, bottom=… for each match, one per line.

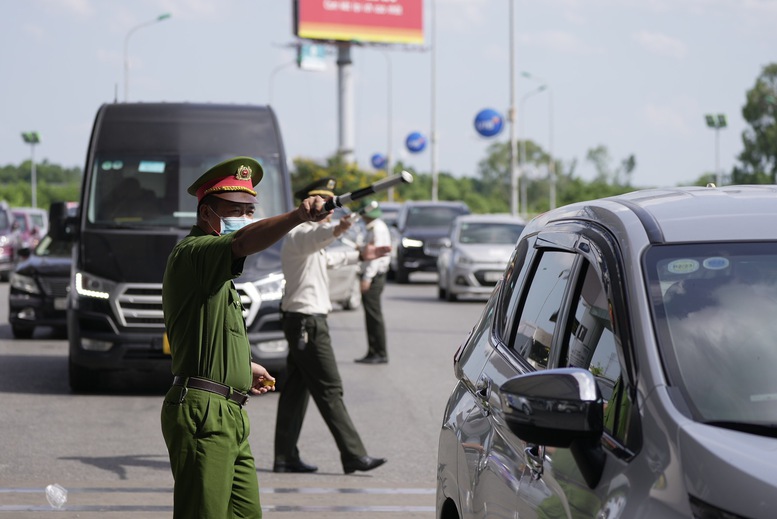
left=295, top=0, right=424, bottom=45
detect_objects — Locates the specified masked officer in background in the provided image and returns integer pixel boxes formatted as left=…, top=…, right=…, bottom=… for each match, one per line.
left=354, top=201, right=391, bottom=364
left=161, top=157, right=330, bottom=519
left=274, top=178, right=389, bottom=475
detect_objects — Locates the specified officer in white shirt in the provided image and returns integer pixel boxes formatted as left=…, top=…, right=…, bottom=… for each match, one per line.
left=355, top=202, right=391, bottom=364
left=274, top=178, right=389, bottom=475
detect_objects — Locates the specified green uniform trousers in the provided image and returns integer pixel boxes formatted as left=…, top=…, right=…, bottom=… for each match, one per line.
left=361, top=272, right=387, bottom=358
left=161, top=386, right=262, bottom=519
left=275, top=312, right=367, bottom=465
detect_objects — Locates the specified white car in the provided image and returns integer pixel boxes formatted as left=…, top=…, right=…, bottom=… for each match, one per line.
left=437, top=213, right=525, bottom=301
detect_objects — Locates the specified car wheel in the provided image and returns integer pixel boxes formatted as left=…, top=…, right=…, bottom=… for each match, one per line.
left=342, top=278, right=362, bottom=310
left=11, top=324, right=34, bottom=339
left=396, top=264, right=410, bottom=284
left=69, top=360, right=101, bottom=393
left=446, top=282, right=458, bottom=302
left=438, top=286, right=446, bottom=299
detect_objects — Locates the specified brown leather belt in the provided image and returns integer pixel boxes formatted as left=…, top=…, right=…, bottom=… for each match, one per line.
left=172, top=376, right=250, bottom=407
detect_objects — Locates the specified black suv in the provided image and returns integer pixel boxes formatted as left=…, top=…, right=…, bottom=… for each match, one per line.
left=391, top=201, right=470, bottom=283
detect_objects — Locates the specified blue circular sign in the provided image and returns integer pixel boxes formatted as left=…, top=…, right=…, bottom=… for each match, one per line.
left=406, top=132, right=427, bottom=153
left=474, top=108, right=504, bottom=137
left=371, top=153, right=387, bottom=169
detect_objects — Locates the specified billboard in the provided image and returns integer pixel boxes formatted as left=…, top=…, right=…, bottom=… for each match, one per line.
left=295, top=0, right=424, bottom=45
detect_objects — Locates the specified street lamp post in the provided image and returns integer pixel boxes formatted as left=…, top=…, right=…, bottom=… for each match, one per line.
left=508, top=0, right=518, bottom=217
left=381, top=50, right=395, bottom=202
left=522, top=71, right=555, bottom=209
left=123, top=13, right=171, bottom=102
left=430, top=0, right=439, bottom=201
left=21, top=132, right=40, bottom=208
left=705, top=114, right=727, bottom=186
left=518, top=85, right=546, bottom=219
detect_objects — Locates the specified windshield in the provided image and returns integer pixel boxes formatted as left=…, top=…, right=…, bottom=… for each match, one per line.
left=646, top=242, right=777, bottom=425
left=457, top=222, right=524, bottom=245
left=34, top=234, right=72, bottom=257
left=86, top=154, right=285, bottom=228
left=406, top=206, right=467, bottom=228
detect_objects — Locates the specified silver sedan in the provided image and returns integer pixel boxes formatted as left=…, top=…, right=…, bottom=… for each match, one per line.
left=437, top=214, right=525, bottom=301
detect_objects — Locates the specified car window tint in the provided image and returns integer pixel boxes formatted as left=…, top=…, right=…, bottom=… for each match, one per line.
left=511, top=250, right=575, bottom=369
left=564, top=262, right=625, bottom=438
left=497, top=237, right=531, bottom=341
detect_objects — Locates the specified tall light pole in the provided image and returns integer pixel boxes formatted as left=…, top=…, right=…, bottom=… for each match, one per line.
left=522, top=71, right=555, bottom=208
left=705, top=114, right=727, bottom=186
left=21, top=132, right=40, bottom=208
left=508, top=0, right=518, bottom=217
left=381, top=50, right=395, bottom=202
left=123, top=13, right=171, bottom=102
left=519, top=85, right=546, bottom=219
left=430, top=0, right=439, bottom=201
left=268, top=60, right=296, bottom=106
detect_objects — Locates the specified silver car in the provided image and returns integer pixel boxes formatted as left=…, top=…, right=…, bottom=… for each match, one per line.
left=437, top=214, right=525, bottom=301
left=327, top=207, right=364, bottom=311
left=437, top=185, right=777, bottom=519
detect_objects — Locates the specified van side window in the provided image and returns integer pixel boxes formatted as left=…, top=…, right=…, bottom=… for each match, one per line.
left=563, top=261, right=627, bottom=440
left=510, top=250, right=576, bottom=369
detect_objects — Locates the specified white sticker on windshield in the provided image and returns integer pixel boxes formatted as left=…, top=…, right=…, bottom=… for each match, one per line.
left=667, top=259, right=699, bottom=274
left=702, top=257, right=729, bottom=270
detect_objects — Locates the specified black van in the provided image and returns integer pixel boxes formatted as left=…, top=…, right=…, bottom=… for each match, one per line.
left=66, top=102, right=293, bottom=391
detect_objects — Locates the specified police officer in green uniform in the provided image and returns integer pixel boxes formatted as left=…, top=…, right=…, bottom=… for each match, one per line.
left=161, top=157, right=329, bottom=519
left=273, top=178, right=389, bottom=475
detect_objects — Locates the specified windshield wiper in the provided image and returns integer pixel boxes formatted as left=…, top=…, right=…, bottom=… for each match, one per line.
left=704, top=420, right=777, bottom=438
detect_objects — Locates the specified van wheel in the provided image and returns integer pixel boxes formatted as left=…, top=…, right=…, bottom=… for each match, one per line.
left=11, top=324, right=34, bottom=339
left=69, top=360, right=101, bottom=393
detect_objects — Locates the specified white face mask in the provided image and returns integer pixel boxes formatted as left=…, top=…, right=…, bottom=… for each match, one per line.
left=209, top=207, right=253, bottom=235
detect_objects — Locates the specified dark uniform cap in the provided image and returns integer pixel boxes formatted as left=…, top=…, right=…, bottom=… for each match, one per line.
left=294, top=177, right=337, bottom=200
left=187, top=156, right=264, bottom=204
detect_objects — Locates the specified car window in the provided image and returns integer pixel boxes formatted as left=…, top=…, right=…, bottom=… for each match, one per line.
left=647, top=242, right=777, bottom=425
left=406, top=206, right=466, bottom=227
left=458, top=222, right=524, bottom=245
left=510, top=250, right=576, bottom=369
left=562, top=261, right=626, bottom=439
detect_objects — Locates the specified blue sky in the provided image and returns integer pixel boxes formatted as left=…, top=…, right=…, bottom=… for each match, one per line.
left=2, top=0, right=776, bottom=189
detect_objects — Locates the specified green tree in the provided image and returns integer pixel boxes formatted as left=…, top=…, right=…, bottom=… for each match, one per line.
left=732, top=62, right=777, bottom=184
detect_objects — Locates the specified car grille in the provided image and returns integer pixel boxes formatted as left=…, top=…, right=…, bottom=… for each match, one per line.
left=116, top=284, right=255, bottom=328
left=39, top=277, right=70, bottom=298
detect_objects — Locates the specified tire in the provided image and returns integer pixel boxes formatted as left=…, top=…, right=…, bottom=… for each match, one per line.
left=446, top=283, right=458, bottom=302
left=396, top=264, right=410, bottom=284
left=69, top=360, right=101, bottom=393
left=11, top=324, right=34, bottom=339
left=438, top=286, right=446, bottom=299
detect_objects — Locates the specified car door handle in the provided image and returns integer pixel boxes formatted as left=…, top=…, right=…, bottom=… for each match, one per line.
left=524, top=444, right=545, bottom=480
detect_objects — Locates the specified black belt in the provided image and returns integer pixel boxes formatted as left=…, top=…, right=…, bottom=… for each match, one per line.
left=172, top=376, right=250, bottom=407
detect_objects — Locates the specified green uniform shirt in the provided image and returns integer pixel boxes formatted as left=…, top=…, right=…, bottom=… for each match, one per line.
left=162, top=226, right=252, bottom=391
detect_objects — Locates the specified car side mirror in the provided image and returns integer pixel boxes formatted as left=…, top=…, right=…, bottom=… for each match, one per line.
left=17, top=247, right=31, bottom=259
left=498, top=367, right=606, bottom=488
left=440, top=237, right=452, bottom=248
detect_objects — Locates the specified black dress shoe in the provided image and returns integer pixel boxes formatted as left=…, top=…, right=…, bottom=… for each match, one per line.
left=343, top=455, right=387, bottom=474
left=273, top=459, right=319, bottom=473
left=354, top=356, right=388, bottom=364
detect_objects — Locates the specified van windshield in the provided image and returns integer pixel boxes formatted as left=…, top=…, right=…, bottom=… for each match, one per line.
left=86, top=154, right=285, bottom=228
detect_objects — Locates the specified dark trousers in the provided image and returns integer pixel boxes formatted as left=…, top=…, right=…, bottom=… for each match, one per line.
left=274, top=312, right=367, bottom=465
left=361, top=273, right=387, bottom=358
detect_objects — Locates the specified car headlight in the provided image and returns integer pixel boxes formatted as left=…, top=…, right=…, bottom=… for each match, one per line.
left=253, top=272, right=285, bottom=302
left=455, top=252, right=475, bottom=265
left=74, top=271, right=115, bottom=300
left=402, top=237, right=424, bottom=248
left=10, top=272, right=40, bottom=294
